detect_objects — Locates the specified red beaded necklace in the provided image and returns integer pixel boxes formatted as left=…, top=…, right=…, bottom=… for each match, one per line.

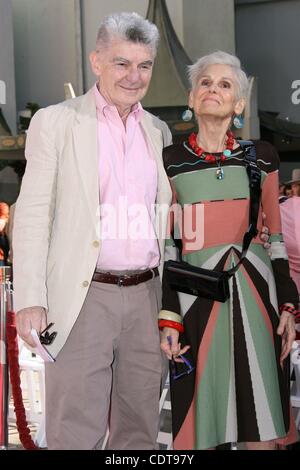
left=188, top=130, right=235, bottom=162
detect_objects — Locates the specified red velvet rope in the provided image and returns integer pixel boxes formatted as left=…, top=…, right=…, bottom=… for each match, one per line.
left=6, top=311, right=39, bottom=450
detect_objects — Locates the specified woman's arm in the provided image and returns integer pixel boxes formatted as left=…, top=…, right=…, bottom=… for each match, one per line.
left=259, top=142, right=298, bottom=363
left=259, top=142, right=298, bottom=306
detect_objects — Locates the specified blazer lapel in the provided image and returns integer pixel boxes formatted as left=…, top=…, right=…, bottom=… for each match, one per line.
left=141, top=113, right=171, bottom=202
left=72, top=89, right=99, bottom=225
left=141, top=114, right=172, bottom=268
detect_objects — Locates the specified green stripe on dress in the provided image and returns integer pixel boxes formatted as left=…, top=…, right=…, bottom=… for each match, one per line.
left=194, top=302, right=232, bottom=449
left=269, top=234, right=284, bottom=243
left=183, top=243, right=274, bottom=272
left=183, top=244, right=232, bottom=267
left=171, top=167, right=250, bottom=205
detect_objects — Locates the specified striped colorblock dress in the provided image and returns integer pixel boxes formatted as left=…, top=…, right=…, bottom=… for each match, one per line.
left=162, top=140, right=299, bottom=449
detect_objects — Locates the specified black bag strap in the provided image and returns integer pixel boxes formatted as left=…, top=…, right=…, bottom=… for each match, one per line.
left=172, top=140, right=261, bottom=275
left=226, top=140, right=261, bottom=276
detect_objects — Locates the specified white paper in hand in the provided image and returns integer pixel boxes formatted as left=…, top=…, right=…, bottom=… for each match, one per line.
left=30, top=328, right=55, bottom=362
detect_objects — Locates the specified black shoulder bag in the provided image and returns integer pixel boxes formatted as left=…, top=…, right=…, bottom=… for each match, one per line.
left=164, top=141, right=261, bottom=302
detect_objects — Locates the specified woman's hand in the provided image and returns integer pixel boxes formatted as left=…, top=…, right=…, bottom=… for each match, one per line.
left=260, top=212, right=271, bottom=249
left=160, top=327, right=190, bottom=362
left=277, top=309, right=296, bottom=366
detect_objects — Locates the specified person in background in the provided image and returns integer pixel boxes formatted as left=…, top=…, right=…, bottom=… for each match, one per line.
left=6, top=164, right=26, bottom=262
left=284, top=184, right=293, bottom=198
left=159, top=51, right=298, bottom=451
left=280, top=169, right=300, bottom=302
left=279, top=182, right=288, bottom=204
left=0, top=201, right=9, bottom=266
left=289, top=169, right=300, bottom=198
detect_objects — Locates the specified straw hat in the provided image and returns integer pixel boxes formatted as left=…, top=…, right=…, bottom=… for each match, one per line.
left=286, top=169, right=300, bottom=185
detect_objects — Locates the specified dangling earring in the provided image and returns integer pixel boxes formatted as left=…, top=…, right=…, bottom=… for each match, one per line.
left=233, top=114, right=244, bottom=129
left=182, top=107, right=193, bottom=122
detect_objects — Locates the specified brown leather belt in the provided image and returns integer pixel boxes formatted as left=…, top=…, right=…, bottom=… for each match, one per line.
left=92, top=267, right=159, bottom=286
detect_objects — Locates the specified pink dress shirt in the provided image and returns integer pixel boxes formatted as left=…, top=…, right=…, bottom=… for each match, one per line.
left=94, top=84, right=160, bottom=271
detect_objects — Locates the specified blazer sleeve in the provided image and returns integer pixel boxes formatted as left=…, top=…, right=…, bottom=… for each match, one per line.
left=161, top=120, right=173, bottom=148
left=161, top=174, right=181, bottom=316
left=12, top=108, right=58, bottom=312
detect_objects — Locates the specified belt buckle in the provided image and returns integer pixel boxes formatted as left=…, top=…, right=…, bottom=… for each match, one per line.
left=117, top=274, right=130, bottom=287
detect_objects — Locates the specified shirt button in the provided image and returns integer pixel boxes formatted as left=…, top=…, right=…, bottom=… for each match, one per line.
left=93, top=241, right=100, bottom=248
left=82, top=281, right=89, bottom=288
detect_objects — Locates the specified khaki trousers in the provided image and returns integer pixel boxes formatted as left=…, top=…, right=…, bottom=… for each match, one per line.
left=45, top=276, right=162, bottom=450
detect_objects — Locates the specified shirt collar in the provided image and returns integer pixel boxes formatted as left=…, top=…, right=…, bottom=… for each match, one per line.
left=93, top=82, right=144, bottom=122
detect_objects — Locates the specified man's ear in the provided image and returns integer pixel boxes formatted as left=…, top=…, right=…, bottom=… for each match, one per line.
left=89, top=51, right=101, bottom=77
left=234, top=98, right=246, bottom=116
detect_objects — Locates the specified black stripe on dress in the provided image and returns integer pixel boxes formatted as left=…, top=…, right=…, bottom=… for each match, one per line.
left=232, top=274, right=260, bottom=441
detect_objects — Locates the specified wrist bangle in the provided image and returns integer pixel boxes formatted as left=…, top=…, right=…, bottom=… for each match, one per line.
left=158, top=310, right=182, bottom=324
left=158, top=319, right=184, bottom=333
left=279, top=304, right=300, bottom=319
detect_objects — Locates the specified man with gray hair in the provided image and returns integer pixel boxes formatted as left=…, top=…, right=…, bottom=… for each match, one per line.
left=12, top=12, right=172, bottom=450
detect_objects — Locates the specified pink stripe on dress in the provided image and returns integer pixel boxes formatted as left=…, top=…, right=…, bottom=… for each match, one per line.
left=182, top=199, right=265, bottom=254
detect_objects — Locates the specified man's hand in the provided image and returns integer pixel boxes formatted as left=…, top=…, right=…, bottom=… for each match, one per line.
left=277, top=309, right=296, bottom=366
left=16, top=306, right=47, bottom=348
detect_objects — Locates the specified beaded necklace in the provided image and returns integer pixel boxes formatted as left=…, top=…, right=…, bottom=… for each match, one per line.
left=188, top=130, right=236, bottom=180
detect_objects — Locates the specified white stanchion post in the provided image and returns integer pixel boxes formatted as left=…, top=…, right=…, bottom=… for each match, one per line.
left=0, top=266, right=12, bottom=450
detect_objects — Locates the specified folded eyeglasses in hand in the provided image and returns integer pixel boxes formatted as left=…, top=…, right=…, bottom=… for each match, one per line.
left=167, top=336, right=195, bottom=380
left=39, top=322, right=57, bottom=346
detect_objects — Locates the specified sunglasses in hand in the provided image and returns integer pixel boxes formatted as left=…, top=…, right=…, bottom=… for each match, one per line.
left=39, top=322, right=57, bottom=346
left=167, top=336, right=195, bottom=380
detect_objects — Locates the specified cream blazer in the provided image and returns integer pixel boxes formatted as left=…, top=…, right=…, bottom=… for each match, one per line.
left=12, top=88, right=172, bottom=357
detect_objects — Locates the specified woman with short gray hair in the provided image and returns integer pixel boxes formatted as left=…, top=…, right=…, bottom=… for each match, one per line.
left=188, top=50, right=249, bottom=100
left=160, top=51, right=298, bottom=450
